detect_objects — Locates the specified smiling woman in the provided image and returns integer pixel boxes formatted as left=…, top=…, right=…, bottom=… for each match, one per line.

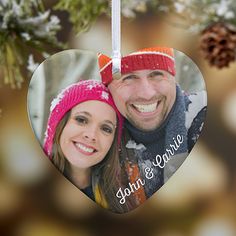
left=42, top=79, right=132, bottom=213
left=27, top=49, right=144, bottom=214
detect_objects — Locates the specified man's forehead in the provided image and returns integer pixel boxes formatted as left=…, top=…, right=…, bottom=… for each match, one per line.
left=121, top=69, right=167, bottom=76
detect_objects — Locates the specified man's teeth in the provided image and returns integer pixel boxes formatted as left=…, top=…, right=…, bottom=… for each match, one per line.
left=133, top=103, right=157, bottom=113
left=76, top=143, right=94, bottom=153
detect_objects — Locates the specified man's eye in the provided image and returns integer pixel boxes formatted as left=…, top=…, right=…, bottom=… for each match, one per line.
left=122, top=74, right=137, bottom=81
left=101, top=125, right=113, bottom=134
left=149, top=71, right=164, bottom=79
left=75, top=116, right=87, bottom=124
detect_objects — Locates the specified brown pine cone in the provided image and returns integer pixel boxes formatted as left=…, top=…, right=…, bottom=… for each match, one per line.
left=200, top=22, right=236, bottom=68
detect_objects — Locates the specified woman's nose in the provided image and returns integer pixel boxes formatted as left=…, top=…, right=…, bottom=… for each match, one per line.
left=83, top=127, right=97, bottom=142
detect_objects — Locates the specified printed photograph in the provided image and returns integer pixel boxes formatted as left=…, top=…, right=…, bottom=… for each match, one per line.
left=28, top=47, right=207, bottom=213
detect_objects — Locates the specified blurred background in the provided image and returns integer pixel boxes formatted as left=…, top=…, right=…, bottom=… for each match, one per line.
left=1, top=0, right=236, bottom=235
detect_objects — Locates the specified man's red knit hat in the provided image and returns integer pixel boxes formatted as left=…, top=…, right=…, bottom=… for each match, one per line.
left=98, top=47, right=176, bottom=85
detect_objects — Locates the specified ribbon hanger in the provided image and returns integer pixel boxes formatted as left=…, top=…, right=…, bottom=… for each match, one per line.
left=111, top=0, right=121, bottom=77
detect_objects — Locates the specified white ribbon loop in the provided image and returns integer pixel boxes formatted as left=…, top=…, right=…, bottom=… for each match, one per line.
left=111, top=0, right=121, bottom=75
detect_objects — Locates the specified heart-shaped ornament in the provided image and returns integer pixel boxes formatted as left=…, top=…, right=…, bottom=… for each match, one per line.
left=28, top=47, right=207, bottom=214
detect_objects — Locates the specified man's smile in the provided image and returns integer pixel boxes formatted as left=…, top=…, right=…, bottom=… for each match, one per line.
left=131, top=101, right=161, bottom=113
left=131, top=100, right=161, bottom=114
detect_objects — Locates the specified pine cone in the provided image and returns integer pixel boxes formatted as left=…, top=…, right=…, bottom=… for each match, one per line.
left=200, top=22, right=236, bottom=68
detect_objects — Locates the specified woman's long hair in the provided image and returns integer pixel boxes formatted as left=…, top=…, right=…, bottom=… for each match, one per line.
left=51, top=110, right=135, bottom=213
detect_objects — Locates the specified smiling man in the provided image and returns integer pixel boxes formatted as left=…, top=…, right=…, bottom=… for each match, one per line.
left=109, top=68, right=176, bottom=132
left=99, top=47, right=207, bottom=206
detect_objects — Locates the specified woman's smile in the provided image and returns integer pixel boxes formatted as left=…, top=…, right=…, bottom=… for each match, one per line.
left=73, top=141, right=98, bottom=155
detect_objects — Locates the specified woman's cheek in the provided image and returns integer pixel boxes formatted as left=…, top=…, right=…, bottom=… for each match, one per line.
left=104, top=133, right=115, bottom=152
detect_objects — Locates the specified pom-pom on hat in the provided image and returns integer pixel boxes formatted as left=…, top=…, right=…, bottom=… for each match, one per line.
left=98, top=46, right=176, bottom=85
left=44, top=80, right=123, bottom=157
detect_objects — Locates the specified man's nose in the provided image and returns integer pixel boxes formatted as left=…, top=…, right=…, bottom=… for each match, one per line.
left=137, top=78, right=157, bottom=100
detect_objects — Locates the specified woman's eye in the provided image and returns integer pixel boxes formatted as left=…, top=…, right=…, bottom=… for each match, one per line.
left=101, top=125, right=113, bottom=134
left=75, top=116, right=87, bottom=124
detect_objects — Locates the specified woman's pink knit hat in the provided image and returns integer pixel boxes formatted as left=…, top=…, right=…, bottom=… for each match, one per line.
left=44, top=79, right=123, bottom=157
